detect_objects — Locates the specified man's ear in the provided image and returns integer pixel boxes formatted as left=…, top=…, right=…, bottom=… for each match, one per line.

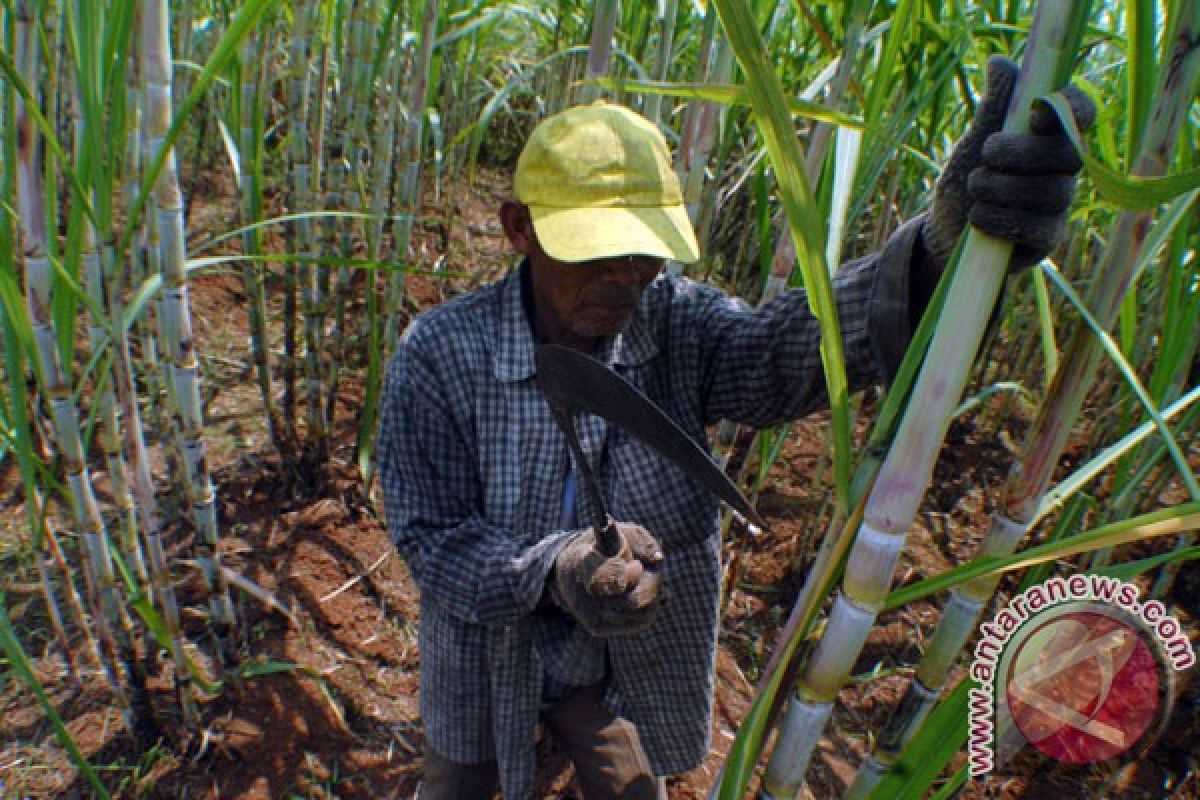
left=499, top=201, right=536, bottom=256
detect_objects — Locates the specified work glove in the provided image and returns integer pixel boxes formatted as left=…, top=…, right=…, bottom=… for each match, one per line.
left=552, top=520, right=663, bottom=638
left=923, top=55, right=1097, bottom=272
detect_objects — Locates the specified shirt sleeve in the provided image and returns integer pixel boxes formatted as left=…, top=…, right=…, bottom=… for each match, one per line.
left=697, top=215, right=925, bottom=427
left=376, top=332, right=573, bottom=627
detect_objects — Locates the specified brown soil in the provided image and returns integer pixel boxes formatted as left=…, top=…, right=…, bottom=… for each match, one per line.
left=1, top=167, right=1196, bottom=800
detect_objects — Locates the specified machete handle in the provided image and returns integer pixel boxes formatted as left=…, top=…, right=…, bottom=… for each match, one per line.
left=595, top=515, right=623, bottom=559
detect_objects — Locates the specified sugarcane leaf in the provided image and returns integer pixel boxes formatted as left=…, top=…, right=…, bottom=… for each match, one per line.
left=237, top=661, right=306, bottom=679
left=953, top=382, right=1031, bottom=419
left=0, top=260, right=34, bottom=360
left=1030, top=268, right=1058, bottom=384
left=1100, top=546, right=1200, bottom=582
left=217, top=117, right=242, bottom=189
left=884, top=503, right=1200, bottom=610
left=1041, top=92, right=1200, bottom=209
left=462, top=46, right=591, bottom=178
left=710, top=0, right=852, bottom=509
left=1037, top=385, right=1200, bottom=523
left=592, top=78, right=863, bottom=128
left=1124, top=0, right=1157, bottom=159
left=1040, top=261, right=1200, bottom=500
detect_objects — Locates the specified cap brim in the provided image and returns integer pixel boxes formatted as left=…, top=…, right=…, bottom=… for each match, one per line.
left=528, top=203, right=700, bottom=264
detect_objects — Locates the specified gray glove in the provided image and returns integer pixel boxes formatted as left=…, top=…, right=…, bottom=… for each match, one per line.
left=552, top=520, right=663, bottom=638
left=924, top=55, right=1097, bottom=271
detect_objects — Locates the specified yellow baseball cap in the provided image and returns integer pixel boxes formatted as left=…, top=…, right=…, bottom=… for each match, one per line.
left=514, top=102, right=700, bottom=264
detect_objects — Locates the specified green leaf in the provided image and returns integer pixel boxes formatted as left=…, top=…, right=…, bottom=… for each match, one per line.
left=885, top=503, right=1200, bottom=610
left=1041, top=92, right=1200, bottom=209
left=709, top=0, right=852, bottom=513
left=1099, top=546, right=1200, bottom=582
left=1040, top=261, right=1200, bottom=500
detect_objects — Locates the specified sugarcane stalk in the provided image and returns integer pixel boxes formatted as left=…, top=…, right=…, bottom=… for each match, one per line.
left=680, top=31, right=731, bottom=234
left=83, top=215, right=150, bottom=591
left=238, top=22, right=287, bottom=457
left=302, top=14, right=332, bottom=463
left=141, top=0, right=238, bottom=642
left=357, top=10, right=404, bottom=480
left=113, top=243, right=201, bottom=727
left=674, top=0, right=717, bottom=197
left=326, top=0, right=372, bottom=430
left=284, top=0, right=312, bottom=440
left=759, top=5, right=1083, bottom=795
left=687, top=35, right=734, bottom=253
left=14, top=0, right=130, bottom=708
left=385, top=0, right=439, bottom=356
left=580, top=0, right=619, bottom=103
left=642, top=0, right=679, bottom=125
left=125, top=44, right=167, bottom=446
left=68, top=50, right=149, bottom=592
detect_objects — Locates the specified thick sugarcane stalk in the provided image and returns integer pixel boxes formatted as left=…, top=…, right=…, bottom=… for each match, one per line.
left=14, top=0, right=129, bottom=706
left=687, top=37, right=734, bottom=254
left=37, top=490, right=100, bottom=678
left=674, top=1, right=717, bottom=203
left=82, top=217, right=149, bottom=590
left=284, top=0, right=313, bottom=436
left=302, top=19, right=332, bottom=461
left=385, top=0, right=439, bottom=356
left=759, top=6, right=1081, bottom=796
left=68, top=58, right=148, bottom=591
left=238, top=24, right=287, bottom=457
left=141, top=0, right=238, bottom=641
left=34, top=545, right=79, bottom=680
left=126, top=47, right=167, bottom=445
left=113, top=243, right=201, bottom=726
left=679, top=32, right=732, bottom=236
left=107, top=63, right=200, bottom=721
left=326, top=1, right=372, bottom=428
left=580, top=0, right=619, bottom=103
left=357, top=10, right=404, bottom=480
left=642, top=0, right=679, bottom=126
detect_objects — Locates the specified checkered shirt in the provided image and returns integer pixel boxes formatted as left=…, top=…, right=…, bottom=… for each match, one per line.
left=377, top=217, right=925, bottom=799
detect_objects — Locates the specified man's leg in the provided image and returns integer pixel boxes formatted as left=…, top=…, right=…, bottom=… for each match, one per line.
left=542, top=683, right=668, bottom=800
left=420, top=743, right=500, bottom=800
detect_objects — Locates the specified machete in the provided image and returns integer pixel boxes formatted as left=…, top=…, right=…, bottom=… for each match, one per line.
left=534, top=343, right=768, bottom=558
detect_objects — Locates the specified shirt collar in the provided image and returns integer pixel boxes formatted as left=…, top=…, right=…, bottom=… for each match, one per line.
left=492, top=260, right=660, bottom=382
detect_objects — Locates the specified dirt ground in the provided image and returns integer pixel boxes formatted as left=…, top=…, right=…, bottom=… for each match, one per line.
left=0, top=166, right=1196, bottom=799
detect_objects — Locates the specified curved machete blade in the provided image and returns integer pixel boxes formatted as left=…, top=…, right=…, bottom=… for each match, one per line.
left=534, top=343, right=768, bottom=531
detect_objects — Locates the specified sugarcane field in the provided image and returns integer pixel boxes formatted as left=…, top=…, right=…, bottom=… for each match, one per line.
left=2, top=0, right=1200, bottom=798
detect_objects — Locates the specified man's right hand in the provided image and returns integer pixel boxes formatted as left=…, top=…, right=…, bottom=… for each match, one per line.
left=552, top=521, right=663, bottom=638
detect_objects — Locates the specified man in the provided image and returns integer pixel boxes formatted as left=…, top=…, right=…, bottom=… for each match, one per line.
left=378, top=57, right=1094, bottom=799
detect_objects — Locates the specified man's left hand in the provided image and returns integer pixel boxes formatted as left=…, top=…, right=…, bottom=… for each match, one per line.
left=923, top=55, right=1097, bottom=272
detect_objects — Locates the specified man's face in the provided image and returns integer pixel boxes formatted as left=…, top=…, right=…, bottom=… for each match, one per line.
left=500, top=202, right=664, bottom=349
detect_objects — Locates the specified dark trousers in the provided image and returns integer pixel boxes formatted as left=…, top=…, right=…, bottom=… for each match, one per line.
left=420, top=682, right=667, bottom=799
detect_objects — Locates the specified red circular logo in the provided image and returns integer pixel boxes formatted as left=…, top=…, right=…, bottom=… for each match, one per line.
left=1004, top=610, right=1160, bottom=764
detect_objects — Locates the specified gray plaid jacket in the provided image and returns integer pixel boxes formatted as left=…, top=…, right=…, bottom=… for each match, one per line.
left=378, top=218, right=924, bottom=799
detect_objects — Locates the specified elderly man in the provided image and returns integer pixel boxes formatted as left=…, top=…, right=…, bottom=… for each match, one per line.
left=378, top=58, right=1093, bottom=799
